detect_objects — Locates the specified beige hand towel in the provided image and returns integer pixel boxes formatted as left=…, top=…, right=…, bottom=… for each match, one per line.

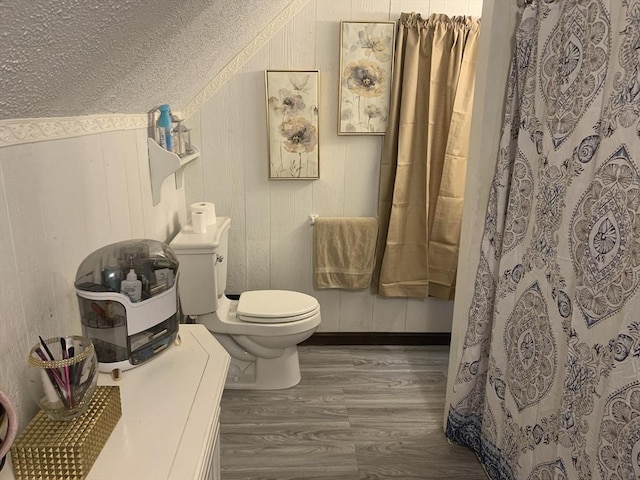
left=313, top=217, right=378, bottom=289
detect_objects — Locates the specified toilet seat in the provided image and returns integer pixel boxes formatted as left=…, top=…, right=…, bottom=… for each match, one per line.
left=237, top=290, right=320, bottom=324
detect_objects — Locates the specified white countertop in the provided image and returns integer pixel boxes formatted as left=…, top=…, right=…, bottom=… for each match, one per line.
left=2, top=324, right=230, bottom=480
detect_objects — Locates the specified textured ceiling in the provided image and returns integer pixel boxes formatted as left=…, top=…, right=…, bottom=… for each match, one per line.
left=0, top=0, right=293, bottom=120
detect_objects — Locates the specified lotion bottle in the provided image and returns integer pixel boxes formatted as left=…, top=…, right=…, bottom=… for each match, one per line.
left=120, top=269, right=142, bottom=302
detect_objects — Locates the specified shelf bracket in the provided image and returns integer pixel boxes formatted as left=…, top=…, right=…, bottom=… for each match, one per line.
left=148, top=138, right=200, bottom=206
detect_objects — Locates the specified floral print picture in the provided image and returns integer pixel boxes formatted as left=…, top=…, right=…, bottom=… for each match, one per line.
left=339, top=21, right=395, bottom=135
left=266, top=70, right=320, bottom=179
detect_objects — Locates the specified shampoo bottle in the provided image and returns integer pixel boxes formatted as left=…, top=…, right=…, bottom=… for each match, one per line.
left=157, top=104, right=174, bottom=152
left=120, top=269, right=142, bottom=302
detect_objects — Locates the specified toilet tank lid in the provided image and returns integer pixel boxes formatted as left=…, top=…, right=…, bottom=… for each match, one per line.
left=169, top=217, right=231, bottom=254
left=237, top=290, right=319, bottom=319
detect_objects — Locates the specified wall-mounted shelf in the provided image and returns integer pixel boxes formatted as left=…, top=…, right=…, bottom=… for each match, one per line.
left=148, top=138, right=200, bottom=206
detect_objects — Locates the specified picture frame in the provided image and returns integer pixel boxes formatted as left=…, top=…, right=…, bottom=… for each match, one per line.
left=265, top=70, right=320, bottom=179
left=338, top=21, right=396, bottom=135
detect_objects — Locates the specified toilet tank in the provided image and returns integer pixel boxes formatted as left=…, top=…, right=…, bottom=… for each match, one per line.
left=169, top=217, right=230, bottom=315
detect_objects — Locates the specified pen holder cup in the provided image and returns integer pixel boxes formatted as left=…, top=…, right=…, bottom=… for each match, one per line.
left=27, top=336, right=99, bottom=421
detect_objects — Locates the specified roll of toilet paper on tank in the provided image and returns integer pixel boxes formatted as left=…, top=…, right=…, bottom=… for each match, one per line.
left=192, top=211, right=207, bottom=233
left=190, top=202, right=217, bottom=226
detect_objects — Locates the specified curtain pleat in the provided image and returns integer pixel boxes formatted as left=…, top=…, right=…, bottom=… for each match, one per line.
left=373, top=13, right=480, bottom=299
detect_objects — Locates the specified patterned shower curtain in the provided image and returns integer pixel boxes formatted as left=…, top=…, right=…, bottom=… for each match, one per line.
left=446, top=1, right=640, bottom=479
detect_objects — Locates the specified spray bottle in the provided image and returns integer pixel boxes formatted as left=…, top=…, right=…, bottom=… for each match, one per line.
left=157, top=104, right=174, bottom=152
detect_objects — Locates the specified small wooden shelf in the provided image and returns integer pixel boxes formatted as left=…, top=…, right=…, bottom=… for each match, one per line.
left=148, top=138, right=200, bottom=206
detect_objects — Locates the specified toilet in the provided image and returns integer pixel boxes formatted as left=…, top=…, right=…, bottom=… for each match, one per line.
left=169, top=216, right=321, bottom=389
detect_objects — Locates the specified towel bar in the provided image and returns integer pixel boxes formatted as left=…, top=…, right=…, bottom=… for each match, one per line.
left=309, top=214, right=318, bottom=225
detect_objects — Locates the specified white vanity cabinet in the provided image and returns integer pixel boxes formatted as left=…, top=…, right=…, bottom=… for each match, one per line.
left=92, top=323, right=229, bottom=480
left=2, top=324, right=229, bottom=480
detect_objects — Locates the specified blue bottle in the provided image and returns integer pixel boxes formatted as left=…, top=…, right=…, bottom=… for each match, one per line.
left=157, top=104, right=174, bottom=152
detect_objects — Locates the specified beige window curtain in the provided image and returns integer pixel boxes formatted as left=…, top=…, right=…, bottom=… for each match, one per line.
left=373, top=12, right=480, bottom=300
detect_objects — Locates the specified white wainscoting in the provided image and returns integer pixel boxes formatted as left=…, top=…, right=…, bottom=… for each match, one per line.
left=0, top=128, right=187, bottom=430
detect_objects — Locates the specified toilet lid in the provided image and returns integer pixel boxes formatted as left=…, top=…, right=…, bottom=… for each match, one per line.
left=237, top=290, right=319, bottom=324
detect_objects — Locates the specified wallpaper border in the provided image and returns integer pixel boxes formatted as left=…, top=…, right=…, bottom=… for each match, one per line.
left=0, top=114, right=148, bottom=147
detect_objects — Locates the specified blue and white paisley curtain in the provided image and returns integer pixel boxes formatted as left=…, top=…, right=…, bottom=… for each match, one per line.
left=446, top=1, right=640, bottom=479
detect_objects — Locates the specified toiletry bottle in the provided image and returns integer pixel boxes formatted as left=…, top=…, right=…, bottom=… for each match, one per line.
left=101, top=253, right=122, bottom=292
left=120, top=269, right=142, bottom=302
left=157, top=104, right=174, bottom=152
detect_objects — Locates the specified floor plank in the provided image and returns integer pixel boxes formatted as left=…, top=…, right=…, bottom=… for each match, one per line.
left=220, top=345, right=486, bottom=479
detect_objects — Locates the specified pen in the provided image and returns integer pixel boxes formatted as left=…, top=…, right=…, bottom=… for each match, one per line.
left=38, top=336, right=55, bottom=361
left=68, top=345, right=76, bottom=400
left=39, top=335, right=67, bottom=398
left=61, top=337, right=72, bottom=406
left=35, top=346, right=69, bottom=408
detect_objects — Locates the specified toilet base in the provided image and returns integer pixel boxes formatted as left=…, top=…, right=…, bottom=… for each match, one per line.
left=224, top=345, right=301, bottom=390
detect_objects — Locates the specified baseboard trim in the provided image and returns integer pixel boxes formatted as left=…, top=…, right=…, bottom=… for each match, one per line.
left=227, top=294, right=451, bottom=346
left=301, top=332, right=451, bottom=346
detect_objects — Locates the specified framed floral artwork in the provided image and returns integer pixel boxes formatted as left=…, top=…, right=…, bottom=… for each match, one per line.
left=338, top=21, right=396, bottom=135
left=265, top=70, right=320, bottom=179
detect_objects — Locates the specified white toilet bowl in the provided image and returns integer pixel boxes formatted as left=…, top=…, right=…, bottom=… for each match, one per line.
left=195, top=292, right=320, bottom=389
left=169, top=216, right=321, bottom=390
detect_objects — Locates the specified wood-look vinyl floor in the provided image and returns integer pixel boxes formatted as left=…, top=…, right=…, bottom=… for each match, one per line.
left=220, top=345, right=487, bottom=480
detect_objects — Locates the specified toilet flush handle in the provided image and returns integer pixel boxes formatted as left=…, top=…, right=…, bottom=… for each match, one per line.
left=216, top=254, right=224, bottom=264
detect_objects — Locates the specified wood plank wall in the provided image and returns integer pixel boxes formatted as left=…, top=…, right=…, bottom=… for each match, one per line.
left=185, top=0, right=484, bottom=333
left=0, top=128, right=187, bottom=429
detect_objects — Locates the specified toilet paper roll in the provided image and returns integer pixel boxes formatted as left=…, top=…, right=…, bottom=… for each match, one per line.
left=190, top=202, right=217, bottom=226
left=192, top=211, right=207, bottom=234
